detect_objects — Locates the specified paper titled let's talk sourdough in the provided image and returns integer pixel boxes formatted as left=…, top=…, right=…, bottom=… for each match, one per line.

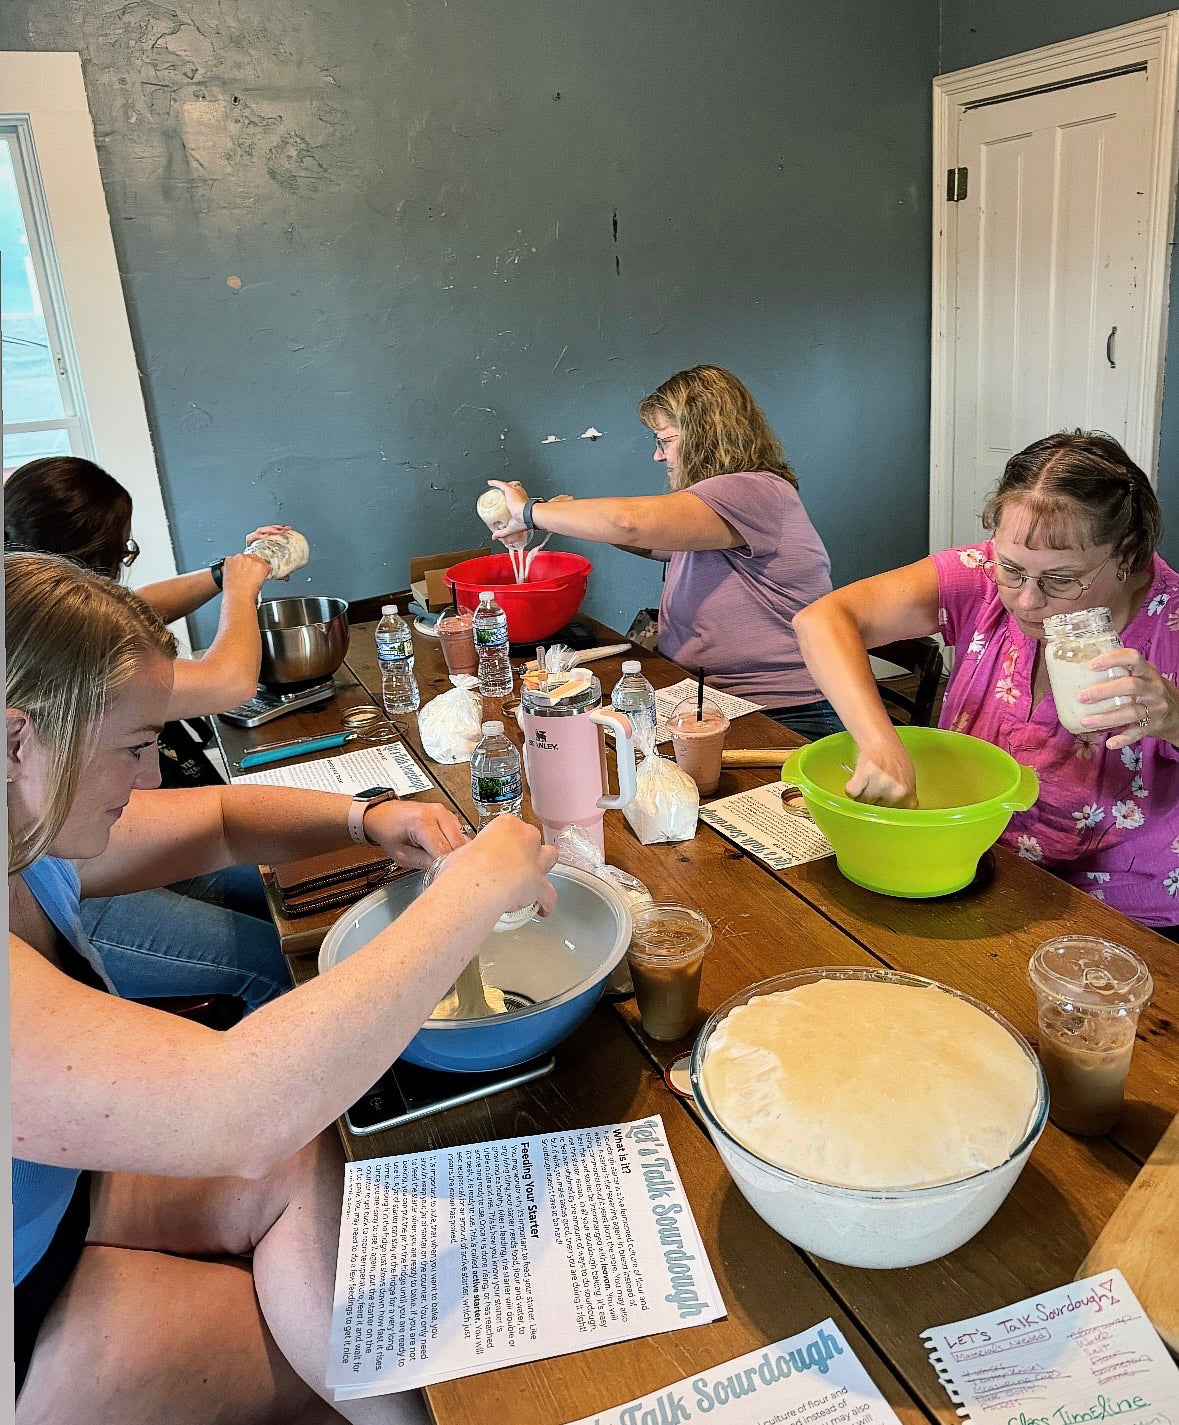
left=562, top=1318, right=903, bottom=1425
left=922, top=1269, right=1179, bottom=1424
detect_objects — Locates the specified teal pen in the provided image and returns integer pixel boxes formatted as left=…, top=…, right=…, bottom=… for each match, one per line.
left=236, top=732, right=354, bottom=770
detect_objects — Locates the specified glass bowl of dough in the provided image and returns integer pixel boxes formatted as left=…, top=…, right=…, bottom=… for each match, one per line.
left=689, top=966, right=1048, bottom=1268
left=318, top=864, right=631, bottom=1072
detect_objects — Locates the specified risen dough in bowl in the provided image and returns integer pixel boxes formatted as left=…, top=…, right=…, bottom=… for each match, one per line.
left=700, top=979, right=1040, bottom=1191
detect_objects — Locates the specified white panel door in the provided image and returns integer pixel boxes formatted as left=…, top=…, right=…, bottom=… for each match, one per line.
left=950, top=69, right=1152, bottom=546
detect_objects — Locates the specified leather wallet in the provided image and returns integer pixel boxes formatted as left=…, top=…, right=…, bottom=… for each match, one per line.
left=269, top=843, right=413, bottom=923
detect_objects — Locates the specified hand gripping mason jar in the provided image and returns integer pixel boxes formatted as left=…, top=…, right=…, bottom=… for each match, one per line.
left=1042, top=607, right=1123, bottom=735
left=519, top=671, right=637, bottom=855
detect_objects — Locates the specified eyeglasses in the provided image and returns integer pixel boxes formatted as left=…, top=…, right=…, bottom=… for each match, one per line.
left=121, top=537, right=140, bottom=568
left=982, top=553, right=1112, bottom=601
left=652, top=432, right=679, bottom=455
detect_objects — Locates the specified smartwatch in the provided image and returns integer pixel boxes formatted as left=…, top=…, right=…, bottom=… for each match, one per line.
left=522, top=496, right=547, bottom=531
left=210, top=558, right=225, bottom=590
left=348, top=787, right=398, bottom=845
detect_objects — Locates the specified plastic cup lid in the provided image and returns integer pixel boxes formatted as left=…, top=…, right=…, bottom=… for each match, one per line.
left=628, top=903, right=713, bottom=961
left=669, top=696, right=727, bottom=727
left=1028, top=935, right=1153, bottom=1011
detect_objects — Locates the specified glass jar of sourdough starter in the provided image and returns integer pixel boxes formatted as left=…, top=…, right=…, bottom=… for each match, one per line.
left=1042, top=607, right=1122, bottom=735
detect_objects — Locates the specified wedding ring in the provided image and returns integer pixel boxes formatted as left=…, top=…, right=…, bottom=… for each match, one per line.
left=1112, top=695, right=1129, bottom=709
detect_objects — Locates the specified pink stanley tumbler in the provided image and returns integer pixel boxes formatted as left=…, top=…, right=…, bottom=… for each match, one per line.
left=520, top=674, right=637, bottom=854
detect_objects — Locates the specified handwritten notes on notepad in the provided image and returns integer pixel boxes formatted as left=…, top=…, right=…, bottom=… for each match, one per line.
left=922, top=1270, right=1179, bottom=1425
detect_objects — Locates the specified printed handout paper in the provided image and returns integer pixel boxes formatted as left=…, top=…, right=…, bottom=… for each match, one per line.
left=233, top=741, right=433, bottom=797
left=700, top=781, right=834, bottom=870
left=328, top=1115, right=724, bottom=1400
left=653, top=680, right=762, bottom=744
left=562, top=1318, right=903, bottom=1425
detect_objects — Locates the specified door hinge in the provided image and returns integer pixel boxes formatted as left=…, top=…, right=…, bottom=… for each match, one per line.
left=946, top=166, right=968, bottom=202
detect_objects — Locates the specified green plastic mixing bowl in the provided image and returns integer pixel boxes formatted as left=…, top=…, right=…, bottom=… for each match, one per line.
left=781, top=728, right=1038, bottom=898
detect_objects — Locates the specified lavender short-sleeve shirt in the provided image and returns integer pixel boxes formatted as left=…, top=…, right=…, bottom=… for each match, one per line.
left=657, top=472, right=833, bottom=709
left=933, top=543, right=1179, bottom=928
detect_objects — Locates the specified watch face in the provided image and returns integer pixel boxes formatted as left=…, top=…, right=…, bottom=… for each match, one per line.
left=357, top=787, right=394, bottom=800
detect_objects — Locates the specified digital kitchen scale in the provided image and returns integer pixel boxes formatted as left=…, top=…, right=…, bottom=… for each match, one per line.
left=220, top=679, right=336, bottom=728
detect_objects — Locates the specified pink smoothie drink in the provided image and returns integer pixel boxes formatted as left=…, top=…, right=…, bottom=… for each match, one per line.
left=668, top=699, right=730, bottom=797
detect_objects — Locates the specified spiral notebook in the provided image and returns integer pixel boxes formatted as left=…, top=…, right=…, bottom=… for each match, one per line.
left=921, top=1269, right=1179, bottom=1424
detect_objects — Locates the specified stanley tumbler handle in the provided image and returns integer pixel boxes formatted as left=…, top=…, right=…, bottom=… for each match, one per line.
left=591, top=709, right=638, bottom=811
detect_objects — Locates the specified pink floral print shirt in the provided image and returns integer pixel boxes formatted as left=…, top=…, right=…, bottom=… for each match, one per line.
left=932, top=545, right=1179, bottom=929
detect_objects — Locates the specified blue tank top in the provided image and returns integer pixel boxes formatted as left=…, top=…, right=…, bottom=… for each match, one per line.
left=13, top=857, right=115, bottom=1285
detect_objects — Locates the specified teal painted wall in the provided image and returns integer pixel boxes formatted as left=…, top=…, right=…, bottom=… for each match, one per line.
left=1, top=1, right=939, bottom=636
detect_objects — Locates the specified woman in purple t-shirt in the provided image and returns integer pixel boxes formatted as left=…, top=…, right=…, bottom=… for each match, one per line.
left=489, top=365, right=840, bottom=740
left=794, top=431, right=1179, bottom=935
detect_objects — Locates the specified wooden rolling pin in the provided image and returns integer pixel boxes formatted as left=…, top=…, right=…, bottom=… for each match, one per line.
left=720, top=748, right=795, bottom=768
left=1077, top=1112, right=1178, bottom=1352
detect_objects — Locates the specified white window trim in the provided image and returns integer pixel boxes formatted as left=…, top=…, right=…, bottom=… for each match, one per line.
left=2, top=51, right=179, bottom=591
left=930, top=12, right=1179, bottom=553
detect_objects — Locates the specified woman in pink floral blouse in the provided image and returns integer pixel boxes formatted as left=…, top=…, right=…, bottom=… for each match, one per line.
left=794, top=432, right=1179, bottom=936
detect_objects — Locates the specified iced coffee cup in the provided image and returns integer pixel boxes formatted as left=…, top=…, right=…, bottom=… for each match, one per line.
left=436, top=608, right=479, bottom=677
left=668, top=697, right=730, bottom=797
left=1028, top=936, right=1153, bottom=1136
left=627, top=903, right=713, bottom=1041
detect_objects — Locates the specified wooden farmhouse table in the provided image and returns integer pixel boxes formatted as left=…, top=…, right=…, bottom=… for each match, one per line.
left=214, top=612, right=1178, bottom=1425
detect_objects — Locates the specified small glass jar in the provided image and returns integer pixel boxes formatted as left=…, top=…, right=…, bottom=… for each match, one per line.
left=422, top=843, right=538, bottom=933
left=245, top=529, right=309, bottom=580
left=1042, top=607, right=1122, bottom=735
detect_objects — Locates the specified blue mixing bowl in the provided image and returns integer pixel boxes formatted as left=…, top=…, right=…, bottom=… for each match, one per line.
left=318, top=865, right=631, bottom=1072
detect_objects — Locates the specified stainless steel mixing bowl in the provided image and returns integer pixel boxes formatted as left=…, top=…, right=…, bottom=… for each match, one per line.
left=258, top=596, right=350, bottom=686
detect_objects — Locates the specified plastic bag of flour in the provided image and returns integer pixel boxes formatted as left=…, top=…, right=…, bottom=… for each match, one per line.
left=622, top=717, right=699, bottom=844
left=554, top=824, right=654, bottom=916
left=418, top=675, right=483, bottom=764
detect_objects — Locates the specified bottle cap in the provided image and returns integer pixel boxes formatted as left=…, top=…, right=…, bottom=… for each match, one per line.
left=481, top=720, right=504, bottom=736
left=479, top=590, right=495, bottom=601
left=621, top=660, right=641, bottom=674
left=381, top=604, right=397, bottom=615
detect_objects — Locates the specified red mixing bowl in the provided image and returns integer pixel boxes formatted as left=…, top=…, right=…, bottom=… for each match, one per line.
left=444, top=552, right=592, bottom=644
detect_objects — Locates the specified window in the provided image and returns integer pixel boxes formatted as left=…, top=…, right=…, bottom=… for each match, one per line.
left=0, top=52, right=177, bottom=588
left=2, top=121, right=93, bottom=472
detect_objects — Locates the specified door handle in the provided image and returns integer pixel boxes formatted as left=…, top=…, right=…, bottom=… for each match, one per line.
left=1106, top=325, right=1117, bottom=369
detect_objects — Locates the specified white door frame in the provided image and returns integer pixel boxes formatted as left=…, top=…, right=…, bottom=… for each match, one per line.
left=1, top=52, right=180, bottom=593
left=930, top=13, right=1179, bottom=551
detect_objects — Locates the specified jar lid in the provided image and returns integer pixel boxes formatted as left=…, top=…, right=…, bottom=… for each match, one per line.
left=1028, top=936, right=1153, bottom=1011
left=1042, top=607, right=1114, bottom=640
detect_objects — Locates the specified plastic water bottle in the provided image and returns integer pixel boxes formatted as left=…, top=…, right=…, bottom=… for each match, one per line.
left=473, top=590, right=513, bottom=697
left=375, top=603, right=420, bottom=714
left=611, top=660, right=657, bottom=748
left=470, top=721, right=523, bottom=828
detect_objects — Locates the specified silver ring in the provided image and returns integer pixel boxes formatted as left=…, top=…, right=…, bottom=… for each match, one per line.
left=1112, top=695, right=1129, bottom=708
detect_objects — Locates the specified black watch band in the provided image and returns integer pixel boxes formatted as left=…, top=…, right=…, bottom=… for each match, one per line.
left=210, top=558, right=225, bottom=590
left=522, top=496, right=546, bottom=531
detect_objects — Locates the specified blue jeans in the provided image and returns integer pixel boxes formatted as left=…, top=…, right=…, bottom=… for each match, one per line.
left=79, top=866, right=291, bottom=1012
left=765, top=698, right=844, bottom=742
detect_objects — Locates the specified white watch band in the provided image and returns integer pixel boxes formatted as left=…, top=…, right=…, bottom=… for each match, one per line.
left=347, top=796, right=371, bottom=845
left=348, top=793, right=394, bottom=845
